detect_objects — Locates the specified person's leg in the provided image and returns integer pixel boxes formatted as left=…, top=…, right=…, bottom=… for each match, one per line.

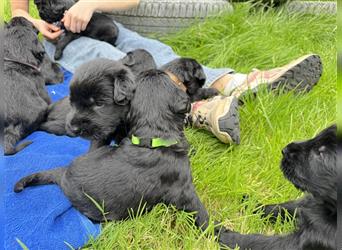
left=43, top=37, right=126, bottom=73
left=115, top=22, right=178, bottom=67
left=114, top=22, right=235, bottom=83
left=45, top=23, right=322, bottom=99
left=209, top=54, right=323, bottom=98
left=44, top=23, right=235, bottom=89
left=186, top=54, right=322, bottom=144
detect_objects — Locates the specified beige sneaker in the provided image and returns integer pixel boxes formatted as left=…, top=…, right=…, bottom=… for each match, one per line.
left=186, top=96, right=240, bottom=144
left=230, top=54, right=322, bottom=98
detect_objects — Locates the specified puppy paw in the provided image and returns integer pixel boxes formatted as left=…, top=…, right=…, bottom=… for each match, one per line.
left=4, top=148, right=15, bottom=156
left=14, top=181, right=24, bottom=193
left=240, top=194, right=266, bottom=215
left=54, top=51, right=63, bottom=60
left=259, top=205, right=280, bottom=219
left=207, top=88, right=220, bottom=97
left=213, top=221, right=233, bottom=234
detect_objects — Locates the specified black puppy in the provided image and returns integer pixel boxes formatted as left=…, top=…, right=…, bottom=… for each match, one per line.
left=119, top=49, right=157, bottom=76
left=34, top=0, right=119, bottom=60
left=3, top=17, right=63, bottom=155
left=219, top=125, right=337, bottom=250
left=15, top=70, right=210, bottom=230
left=160, top=58, right=219, bottom=102
left=40, top=50, right=155, bottom=139
left=40, top=58, right=135, bottom=151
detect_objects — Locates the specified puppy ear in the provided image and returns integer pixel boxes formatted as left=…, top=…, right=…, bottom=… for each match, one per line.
left=170, top=87, right=191, bottom=114
left=112, top=69, right=135, bottom=105
left=121, top=52, right=135, bottom=66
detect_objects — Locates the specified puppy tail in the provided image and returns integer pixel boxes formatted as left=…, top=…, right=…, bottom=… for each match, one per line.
left=14, top=167, right=66, bottom=193
left=4, top=140, right=33, bottom=155
left=4, top=127, right=33, bottom=155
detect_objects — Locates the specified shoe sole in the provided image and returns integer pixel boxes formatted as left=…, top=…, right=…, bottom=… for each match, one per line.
left=233, top=54, right=323, bottom=99
left=217, top=96, right=240, bottom=144
left=268, top=54, right=323, bottom=93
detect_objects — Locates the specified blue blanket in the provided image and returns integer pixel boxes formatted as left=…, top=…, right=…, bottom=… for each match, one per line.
left=1, top=69, right=101, bottom=250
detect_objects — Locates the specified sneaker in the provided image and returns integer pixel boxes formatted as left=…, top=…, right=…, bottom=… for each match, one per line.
left=186, top=96, right=240, bottom=144
left=230, top=54, right=322, bottom=98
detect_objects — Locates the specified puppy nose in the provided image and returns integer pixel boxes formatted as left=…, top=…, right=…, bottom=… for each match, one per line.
left=283, top=142, right=301, bottom=156
left=70, top=126, right=80, bottom=134
left=281, top=147, right=289, bottom=156
left=68, top=124, right=80, bottom=134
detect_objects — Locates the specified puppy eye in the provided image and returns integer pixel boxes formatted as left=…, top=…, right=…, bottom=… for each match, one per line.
left=94, top=103, right=105, bottom=109
left=89, top=97, right=103, bottom=108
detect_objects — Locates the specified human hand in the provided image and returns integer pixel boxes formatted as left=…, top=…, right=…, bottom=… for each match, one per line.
left=61, top=1, right=96, bottom=33
left=32, top=19, right=64, bottom=40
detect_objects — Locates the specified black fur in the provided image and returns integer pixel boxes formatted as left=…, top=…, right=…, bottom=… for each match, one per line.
left=3, top=17, right=63, bottom=155
left=40, top=50, right=156, bottom=140
left=14, top=70, right=210, bottom=230
left=34, top=0, right=119, bottom=60
left=160, top=58, right=219, bottom=102
left=219, top=125, right=337, bottom=250
left=65, top=58, right=135, bottom=151
left=119, top=49, right=157, bottom=76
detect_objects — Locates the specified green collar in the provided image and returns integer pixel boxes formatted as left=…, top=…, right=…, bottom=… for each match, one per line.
left=131, top=135, right=178, bottom=148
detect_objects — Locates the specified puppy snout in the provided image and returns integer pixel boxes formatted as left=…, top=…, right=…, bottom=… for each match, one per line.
left=67, top=124, right=81, bottom=134
left=281, top=147, right=289, bottom=156
left=283, top=142, right=302, bottom=157
left=66, top=117, right=81, bottom=135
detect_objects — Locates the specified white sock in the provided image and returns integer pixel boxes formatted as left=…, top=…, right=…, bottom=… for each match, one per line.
left=224, top=73, right=247, bottom=95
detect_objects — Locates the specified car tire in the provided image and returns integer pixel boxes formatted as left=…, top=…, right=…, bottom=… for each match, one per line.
left=107, top=0, right=233, bottom=36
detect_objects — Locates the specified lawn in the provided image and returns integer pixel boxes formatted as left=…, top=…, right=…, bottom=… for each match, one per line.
left=4, top=1, right=336, bottom=250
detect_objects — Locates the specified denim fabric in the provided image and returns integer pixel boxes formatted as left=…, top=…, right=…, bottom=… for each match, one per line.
left=44, top=21, right=234, bottom=87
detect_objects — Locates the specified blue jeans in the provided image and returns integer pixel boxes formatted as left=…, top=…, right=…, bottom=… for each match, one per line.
left=44, top=22, right=234, bottom=87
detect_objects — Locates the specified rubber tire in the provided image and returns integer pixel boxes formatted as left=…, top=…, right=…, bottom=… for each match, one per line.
left=286, top=1, right=336, bottom=15
left=106, top=0, right=233, bottom=36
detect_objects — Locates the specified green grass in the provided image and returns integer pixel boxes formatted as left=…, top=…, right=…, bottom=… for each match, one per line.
left=337, top=0, right=342, bottom=127
left=4, top=2, right=336, bottom=250
left=4, top=0, right=39, bottom=20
